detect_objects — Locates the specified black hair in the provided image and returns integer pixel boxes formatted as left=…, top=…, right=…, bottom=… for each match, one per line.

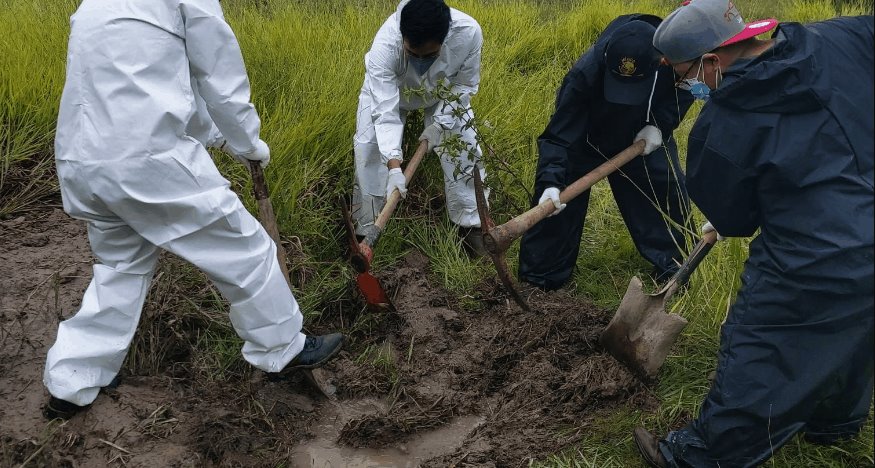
left=400, top=0, right=451, bottom=47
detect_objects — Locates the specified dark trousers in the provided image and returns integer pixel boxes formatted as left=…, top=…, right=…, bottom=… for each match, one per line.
left=660, top=262, right=874, bottom=467
left=518, top=144, right=691, bottom=290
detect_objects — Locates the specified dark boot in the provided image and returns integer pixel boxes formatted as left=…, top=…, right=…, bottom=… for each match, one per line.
left=285, top=333, right=344, bottom=370
left=43, top=374, right=123, bottom=420
left=458, top=227, right=487, bottom=258
left=43, top=397, right=88, bottom=420
left=633, top=427, right=668, bottom=468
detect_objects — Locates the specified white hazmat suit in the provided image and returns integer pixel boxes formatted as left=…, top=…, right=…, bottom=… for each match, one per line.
left=46, top=0, right=305, bottom=406
left=352, top=0, right=488, bottom=233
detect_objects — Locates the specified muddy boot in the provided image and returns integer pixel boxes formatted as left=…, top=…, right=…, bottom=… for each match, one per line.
left=43, top=374, right=123, bottom=420
left=633, top=427, right=668, bottom=468
left=285, top=333, right=345, bottom=370
left=459, top=227, right=487, bottom=258
left=43, top=397, right=88, bottom=420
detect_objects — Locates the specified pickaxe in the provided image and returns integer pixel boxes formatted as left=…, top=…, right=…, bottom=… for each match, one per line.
left=249, top=162, right=335, bottom=398
left=473, top=140, right=646, bottom=311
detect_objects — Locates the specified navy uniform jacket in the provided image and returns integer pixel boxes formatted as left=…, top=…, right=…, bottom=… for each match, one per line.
left=689, top=16, right=874, bottom=310
left=535, top=14, right=694, bottom=193
left=661, top=17, right=874, bottom=467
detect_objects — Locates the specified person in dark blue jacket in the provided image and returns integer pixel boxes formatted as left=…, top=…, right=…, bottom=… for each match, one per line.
left=518, top=14, right=694, bottom=290
left=633, top=1, right=874, bottom=467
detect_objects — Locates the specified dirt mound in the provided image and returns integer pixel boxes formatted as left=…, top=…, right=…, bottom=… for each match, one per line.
left=1, top=209, right=653, bottom=467
left=324, top=251, right=653, bottom=466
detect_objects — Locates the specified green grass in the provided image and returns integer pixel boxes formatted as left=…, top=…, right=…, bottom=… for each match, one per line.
left=2, top=0, right=872, bottom=466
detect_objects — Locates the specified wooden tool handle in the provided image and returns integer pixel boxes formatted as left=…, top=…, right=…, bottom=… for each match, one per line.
left=250, top=162, right=292, bottom=288
left=373, top=139, right=429, bottom=231
left=485, top=140, right=646, bottom=253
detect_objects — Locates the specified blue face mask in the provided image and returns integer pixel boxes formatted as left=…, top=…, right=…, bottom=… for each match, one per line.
left=408, top=56, right=437, bottom=76
left=689, top=81, right=711, bottom=101
left=678, top=58, right=720, bottom=101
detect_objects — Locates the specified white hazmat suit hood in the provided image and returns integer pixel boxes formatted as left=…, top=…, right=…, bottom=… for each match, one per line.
left=352, top=0, right=489, bottom=232
left=46, top=0, right=305, bottom=406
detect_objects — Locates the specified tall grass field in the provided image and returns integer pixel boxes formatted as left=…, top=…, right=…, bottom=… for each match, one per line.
left=2, top=0, right=872, bottom=465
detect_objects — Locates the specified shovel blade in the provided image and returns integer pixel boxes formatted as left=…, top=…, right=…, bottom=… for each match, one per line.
left=601, top=276, right=689, bottom=379
left=356, top=271, right=392, bottom=308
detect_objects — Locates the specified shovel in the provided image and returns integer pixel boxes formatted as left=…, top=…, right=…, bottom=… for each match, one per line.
left=600, top=230, right=718, bottom=379
left=249, top=162, right=335, bottom=398
left=473, top=140, right=647, bottom=311
left=346, top=140, right=429, bottom=308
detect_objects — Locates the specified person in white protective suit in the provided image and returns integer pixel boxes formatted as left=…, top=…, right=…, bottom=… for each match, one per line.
left=43, top=0, right=344, bottom=420
left=352, top=0, right=489, bottom=255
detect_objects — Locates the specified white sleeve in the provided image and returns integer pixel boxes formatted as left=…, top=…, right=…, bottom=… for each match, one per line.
left=186, top=77, right=225, bottom=148
left=365, top=27, right=404, bottom=163
left=180, top=0, right=260, bottom=156
left=433, top=25, right=482, bottom=129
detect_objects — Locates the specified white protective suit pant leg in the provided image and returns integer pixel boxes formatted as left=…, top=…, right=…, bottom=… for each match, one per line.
left=352, top=102, right=488, bottom=235
left=45, top=152, right=305, bottom=406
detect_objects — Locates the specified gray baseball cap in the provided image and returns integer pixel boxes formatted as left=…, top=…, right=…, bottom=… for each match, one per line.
left=653, top=0, right=746, bottom=63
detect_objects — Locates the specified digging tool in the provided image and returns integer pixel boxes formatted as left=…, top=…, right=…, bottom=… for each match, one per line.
left=346, top=140, right=429, bottom=308
left=473, top=140, right=647, bottom=311
left=600, top=230, right=719, bottom=379
left=249, top=162, right=335, bottom=398
left=250, top=162, right=291, bottom=282
left=341, top=197, right=391, bottom=307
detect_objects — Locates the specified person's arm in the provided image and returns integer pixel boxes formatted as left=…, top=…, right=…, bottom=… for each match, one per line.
left=180, top=0, right=261, bottom=156
left=186, top=77, right=225, bottom=148
left=431, top=25, right=482, bottom=130
left=535, top=65, right=593, bottom=193
left=365, top=27, right=404, bottom=166
left=686, top=108, right=760, bottom=237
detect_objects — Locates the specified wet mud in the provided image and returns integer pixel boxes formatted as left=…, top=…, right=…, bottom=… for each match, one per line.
left=0, top=209, right=653, bottom=467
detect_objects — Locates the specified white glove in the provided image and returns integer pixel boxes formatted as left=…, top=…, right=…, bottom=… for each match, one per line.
left=635, top=125, right=663, bottom=155
left=539, top=187, right=566, bottom=216
left=232, top=139, right=271, bottom=168
left=701, top=221, right=725, bottom=241
left=419, top=123, right=444, bottom=152
left=386, top=167, right=408, bottom=199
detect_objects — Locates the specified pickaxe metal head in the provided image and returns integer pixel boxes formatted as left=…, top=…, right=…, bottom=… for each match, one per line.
left=473, top=164, right=531, bottom=312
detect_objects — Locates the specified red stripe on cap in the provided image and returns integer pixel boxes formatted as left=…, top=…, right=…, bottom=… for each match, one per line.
left=721, top=18, right=779, bottom=46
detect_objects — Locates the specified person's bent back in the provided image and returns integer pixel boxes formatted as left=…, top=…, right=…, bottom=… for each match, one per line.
left=56, top=0, right=261, bottom=163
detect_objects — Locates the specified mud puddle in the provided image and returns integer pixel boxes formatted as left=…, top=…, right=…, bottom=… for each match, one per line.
left=292, top=397, right=482, bottom=467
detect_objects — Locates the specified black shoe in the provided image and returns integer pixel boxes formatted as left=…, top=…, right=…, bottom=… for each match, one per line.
left=633, top=427, right=668, bottom=468
left=105, top=374, right=122, bottom=389
left=459, top=227, right=487, bottom=258
left=44, top=397, right=88, bottom=420
left=286, top=333, right=344, bottom=370
left=43, top=374, right=123, bottom=420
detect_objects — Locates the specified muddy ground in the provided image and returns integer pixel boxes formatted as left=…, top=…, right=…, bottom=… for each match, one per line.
left=1, top=208, right=655, bottom=467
